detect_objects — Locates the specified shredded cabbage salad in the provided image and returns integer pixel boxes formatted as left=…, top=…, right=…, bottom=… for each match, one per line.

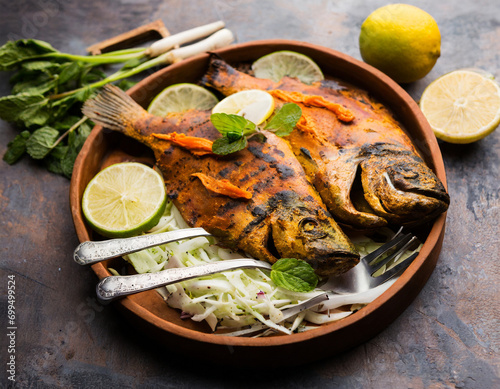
left=111, top=198, right=420, bottom=336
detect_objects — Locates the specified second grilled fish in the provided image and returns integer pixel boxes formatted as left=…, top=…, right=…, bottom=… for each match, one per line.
left=82, top=85, right=359, bottom=276
left=202, top=57, right=450, bottom=230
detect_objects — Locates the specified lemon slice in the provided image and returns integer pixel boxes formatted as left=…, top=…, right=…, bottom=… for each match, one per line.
left=420, top=69, right=500, bottom=143
left=211, top=89, right=275, bottom=125
left=148, top=83, right=219, bottom=116
left=252, top=50, right=324, bottom=84
left=82, top=162, right=167, bottom=238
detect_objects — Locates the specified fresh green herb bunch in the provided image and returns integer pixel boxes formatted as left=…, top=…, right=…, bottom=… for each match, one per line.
left=0, top=39, right=152, bottom=177
left=210, top=102, right=302, bottom=155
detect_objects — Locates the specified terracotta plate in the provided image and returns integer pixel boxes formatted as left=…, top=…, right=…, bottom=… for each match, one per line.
left=70, top=40, right=447, bottom=365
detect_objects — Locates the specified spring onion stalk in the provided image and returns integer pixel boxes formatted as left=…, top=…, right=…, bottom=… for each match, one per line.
left=145, top=20, right=225, bottom=57
left=33, top=21, right=226, bottom=66
left=50, top=29, right=234, bottom=100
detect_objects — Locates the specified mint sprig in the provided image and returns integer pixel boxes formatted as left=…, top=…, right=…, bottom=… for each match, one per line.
left=210, top=103, right=302, bottom=155
left=270, top=258, right=319, bottom=293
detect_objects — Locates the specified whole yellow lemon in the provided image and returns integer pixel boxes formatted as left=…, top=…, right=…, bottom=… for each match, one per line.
left=359, top=4, right=441, bottom=83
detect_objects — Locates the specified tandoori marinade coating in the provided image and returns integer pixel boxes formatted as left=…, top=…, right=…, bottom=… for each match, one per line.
left=202, top=57, right=450, bottom=230
left=82, top=85, right=359, bottom=276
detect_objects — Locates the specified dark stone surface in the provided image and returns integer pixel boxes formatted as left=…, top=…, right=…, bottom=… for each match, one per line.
left=0, top=1, right=499, bottom=388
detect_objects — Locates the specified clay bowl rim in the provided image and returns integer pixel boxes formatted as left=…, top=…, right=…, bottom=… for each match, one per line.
left=70, top=39, right=447, bottom=348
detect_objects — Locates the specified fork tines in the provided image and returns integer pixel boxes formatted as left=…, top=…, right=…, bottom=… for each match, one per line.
left=363, top=227, right=420, bottom=276
left=368, top=235, right=420, bottom=283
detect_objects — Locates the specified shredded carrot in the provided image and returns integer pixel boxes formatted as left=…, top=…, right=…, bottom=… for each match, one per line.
left=152, top=132, right=214, bottom=156
left=269, top=90, right=355, bottom=122
left=192, top=173, right=252, bottom=200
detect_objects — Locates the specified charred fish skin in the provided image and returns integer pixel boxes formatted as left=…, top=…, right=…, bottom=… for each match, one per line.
left=202, top=57, right=450, bottom=230
left=83, top=85, right=359, bottom=276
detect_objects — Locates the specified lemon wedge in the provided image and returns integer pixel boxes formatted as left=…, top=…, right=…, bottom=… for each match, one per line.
left=252, top=50, right=324, bottom=84
left=420, top=69, right=500, bottom=143
left=148, top=83, right=219, bottom=116
left=82, top=162, right=167, bottom=238
left=211, top=89, right=275, bottom=125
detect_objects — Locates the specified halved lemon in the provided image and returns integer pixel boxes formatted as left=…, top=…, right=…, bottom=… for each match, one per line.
left=252, top=50, right=324, bottom=84
left=211, top=89, right=275, bottom=125
left=82, top=162, right=167, bottom=238
left=420, top=69, right=500, bottom=143
left=147, top=83, right=219, bottom=116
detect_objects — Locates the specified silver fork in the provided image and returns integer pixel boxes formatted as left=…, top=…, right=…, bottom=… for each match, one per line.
left=278, top=227, right=420, bottom=320
left=75, top=227, right=419, bottom=306
left=321, top=227, right=420, bottom=294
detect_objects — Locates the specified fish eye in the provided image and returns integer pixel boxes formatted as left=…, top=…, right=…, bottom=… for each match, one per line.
left=393, top=165, right=419, bottom=179
left=299, top=217, right=328, bottom=239
left=400, top=171, right=419, bottom=179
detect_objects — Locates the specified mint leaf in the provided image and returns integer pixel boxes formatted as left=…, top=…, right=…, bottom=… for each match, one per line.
left=44, top=144, right=67, bottom=175
left=73, top=86, right=95, bottom=102
left=117, top=79, right=137, bottom=91
left=212, top=136, right=248, bottom=155
left=78, top=120, right=93, bottom=138
left=0, top=93, right=50, bottom=127
left=81, top=67, right=106, bottom=85
left=265, top=103, right=302, bottom=137
left=11, top=73, right=57, bottom=96
left=270, top=258, right=318, bottom=292
left=211, top=113, right=255, bottom=136
left=53, top=115, right=82, bottom=131
left=0, top=39, right=58, bottom=71
left=2, top=131, right=31, bottom=164
left=20, top=60, right=60, bottom=72
left=58, top=61, right=82, bottom=84
left=25, top=127, right=59, bottom=159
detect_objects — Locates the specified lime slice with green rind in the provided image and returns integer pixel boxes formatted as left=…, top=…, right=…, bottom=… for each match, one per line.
left=82, top=162, right=167, bottom=238
left=148, top=83, right=219, bottom=116
left=252, top=50, right=324, bottom=84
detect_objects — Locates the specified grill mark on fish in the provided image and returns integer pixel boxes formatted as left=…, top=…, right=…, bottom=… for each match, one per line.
left=251, top=206, right=267, bottom=217
left=247, top=144, right=278, bottom=163
left=218, top=167, right=232, bottom=178
left=273, top=163, right=295, bottom=179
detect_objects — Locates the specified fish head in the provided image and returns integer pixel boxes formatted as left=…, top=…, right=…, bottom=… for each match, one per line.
left=268, top=191, right=359, bottom=276
left=360, top=144, right=450, bottom=226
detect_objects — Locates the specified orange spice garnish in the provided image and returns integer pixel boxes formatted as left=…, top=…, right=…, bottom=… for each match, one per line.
left=192, top=173, right=252, bottom=200
left=269, top=90, right=355, bottom=122
left=152, top=132, right=214, bottom=156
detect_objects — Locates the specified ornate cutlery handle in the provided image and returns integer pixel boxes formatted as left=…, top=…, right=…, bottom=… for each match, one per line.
left=74, top=228, right=212, bottom=265
left=96, top=259, right=272, bottom=303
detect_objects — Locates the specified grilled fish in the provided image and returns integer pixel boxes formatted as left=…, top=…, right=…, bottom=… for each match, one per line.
left=202, top=57, right=450, bottom=230
left=82, top=85, right=359, bottom=276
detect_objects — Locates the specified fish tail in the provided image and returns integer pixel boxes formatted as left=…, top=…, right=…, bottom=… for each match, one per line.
left=202, top=55, right=274, bottom=95
left=82, top=84, right=147, bottom=135
left=200, top=54, right=227, bottom=89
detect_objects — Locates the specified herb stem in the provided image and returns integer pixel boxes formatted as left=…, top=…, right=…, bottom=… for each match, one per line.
left=53, top=116, right=89, bottom=148
left=40, top=51, right=146, bottom=65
